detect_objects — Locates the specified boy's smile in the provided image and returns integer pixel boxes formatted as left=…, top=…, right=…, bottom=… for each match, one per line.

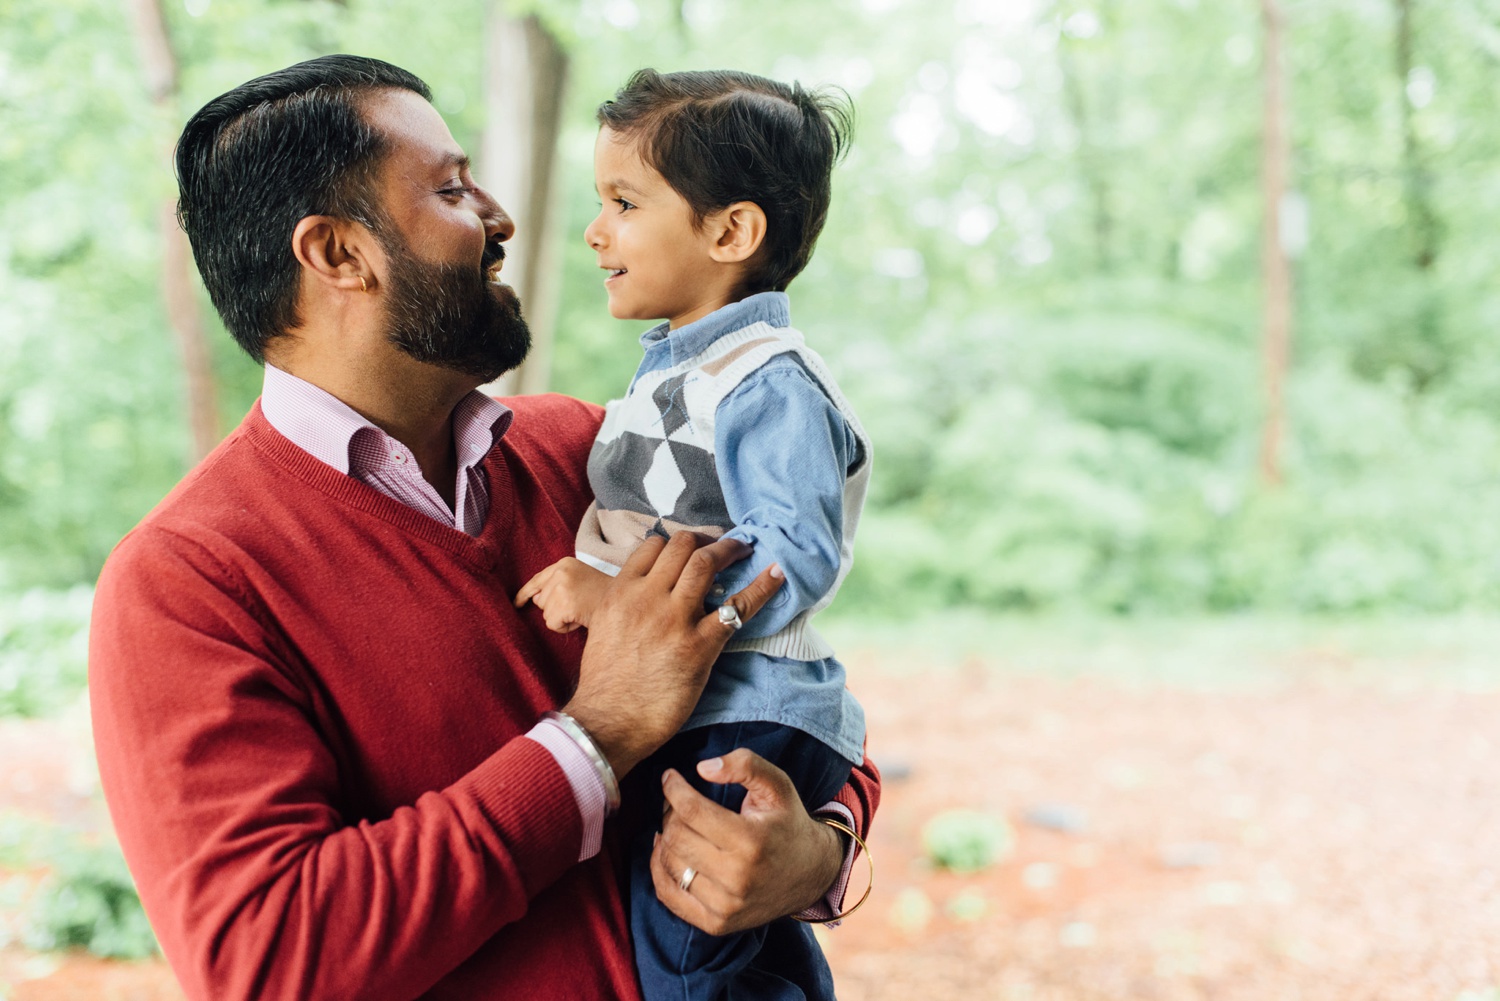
left=584, top=128, right=744, bottom=330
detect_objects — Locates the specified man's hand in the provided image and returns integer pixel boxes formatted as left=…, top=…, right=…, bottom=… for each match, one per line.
left=648, top=749, right=845, bottom=936
left=514, top=557, right=612, bottom=633
left=561, top=533, right=783, bottom=778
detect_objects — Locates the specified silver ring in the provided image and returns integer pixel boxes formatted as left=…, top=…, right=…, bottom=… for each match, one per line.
left=717, top=604, right=743, bottom=631
left=678, top=866, right=697, bottom=892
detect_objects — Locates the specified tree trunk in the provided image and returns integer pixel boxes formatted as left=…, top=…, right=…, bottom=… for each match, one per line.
left=1056, top=25, right=1113, bottom=273
left=1395, top=0, right=1440, bottom=270
left=124, top=0, right=220, bottom=462
left=1258, top=0, right=1293, bottom=487
left=479, top=8, right=569, bottom=398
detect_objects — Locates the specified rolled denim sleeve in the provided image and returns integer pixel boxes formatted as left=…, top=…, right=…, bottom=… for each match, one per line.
left=711, top=355, right=856, bottom=638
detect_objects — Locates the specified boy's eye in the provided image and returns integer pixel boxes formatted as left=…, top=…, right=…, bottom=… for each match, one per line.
left=615, top=198, right=636, bottom=212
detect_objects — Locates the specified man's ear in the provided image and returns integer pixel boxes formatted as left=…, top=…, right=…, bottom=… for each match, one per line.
left=707, top=202, right=767, bottom=265
left=291, top=215, right=377, bottom=294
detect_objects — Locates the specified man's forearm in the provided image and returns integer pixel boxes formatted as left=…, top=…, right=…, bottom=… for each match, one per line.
left=90, top=551, right=589, bottom=1001
left=97, top=700, right=585, bottom=1001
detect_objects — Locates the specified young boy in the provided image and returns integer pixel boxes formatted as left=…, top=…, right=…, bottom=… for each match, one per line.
left=515, top=68, right=870, bottom=1001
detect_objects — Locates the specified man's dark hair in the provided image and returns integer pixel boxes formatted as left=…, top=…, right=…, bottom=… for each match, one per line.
left=175, top=55, right=431, bottom=362
left=597, top=69, right=853, bottom=296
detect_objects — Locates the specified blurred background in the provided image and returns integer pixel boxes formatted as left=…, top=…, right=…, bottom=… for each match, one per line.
left=2, top=0, right=1499, bottom=998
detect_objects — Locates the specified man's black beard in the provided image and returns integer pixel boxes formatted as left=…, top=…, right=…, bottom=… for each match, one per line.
left=380, top=236, right=532, bottom=383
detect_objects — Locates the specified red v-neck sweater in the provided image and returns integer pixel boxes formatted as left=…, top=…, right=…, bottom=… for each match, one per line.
left=90, top=394, right=879, bottom=1001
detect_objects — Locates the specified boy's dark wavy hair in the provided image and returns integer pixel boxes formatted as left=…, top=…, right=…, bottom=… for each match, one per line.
left=597, top=68, right=853, bottom=295
left=175, top=55, right=430, bottom=361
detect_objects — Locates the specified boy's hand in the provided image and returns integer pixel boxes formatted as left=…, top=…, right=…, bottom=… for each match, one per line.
left=515, top=557, right=612, bottom=633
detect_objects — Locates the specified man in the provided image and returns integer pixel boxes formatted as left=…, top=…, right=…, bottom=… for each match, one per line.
left=88, top=55, right=877, bottom=1001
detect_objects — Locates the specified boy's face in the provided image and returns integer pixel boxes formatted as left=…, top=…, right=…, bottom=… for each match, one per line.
left=584, top=128, right=739, bottom=330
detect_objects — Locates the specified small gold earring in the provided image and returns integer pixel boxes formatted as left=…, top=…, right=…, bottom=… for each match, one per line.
left=359, top=276, right=369, bottom=293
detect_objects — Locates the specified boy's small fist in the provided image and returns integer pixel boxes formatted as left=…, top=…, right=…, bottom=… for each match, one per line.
left=515, top=557, right=611, bottom=634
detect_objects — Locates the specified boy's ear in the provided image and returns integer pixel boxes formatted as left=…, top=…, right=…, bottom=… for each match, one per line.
left=707, top=201, right=767, bottom=265
left=291, top=215, right=379, bottom=295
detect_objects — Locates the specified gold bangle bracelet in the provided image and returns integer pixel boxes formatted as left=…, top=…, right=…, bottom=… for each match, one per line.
left=794, top=817, right=873, bottom=924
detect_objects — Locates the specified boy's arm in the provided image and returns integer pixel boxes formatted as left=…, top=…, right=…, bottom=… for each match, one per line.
left=711, top=356, right=858, bottom=636
left=663, top=358, right=870, bottom=926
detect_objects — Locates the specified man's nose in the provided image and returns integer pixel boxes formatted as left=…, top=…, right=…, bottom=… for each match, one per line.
left=474, top=185, right=515, bottom=242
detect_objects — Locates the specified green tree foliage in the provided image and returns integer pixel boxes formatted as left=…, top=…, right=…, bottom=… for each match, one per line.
left=0, top=0, right=493, bottom=588
left=3, top=0, right=1498, bottom=614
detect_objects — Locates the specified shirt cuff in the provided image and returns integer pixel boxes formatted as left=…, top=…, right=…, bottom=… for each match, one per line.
left=527, top=719, right=608, bottom=862
left=794, top=801, right=858, bottom=926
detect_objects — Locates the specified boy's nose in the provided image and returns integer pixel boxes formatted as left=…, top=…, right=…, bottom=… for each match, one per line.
left=584, top=213, right=605, bottom=250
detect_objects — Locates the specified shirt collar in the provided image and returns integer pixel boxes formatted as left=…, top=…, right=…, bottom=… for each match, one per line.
left=639, top=291, right=791, bottom=366
left=260, top=363, right=513, bottom=476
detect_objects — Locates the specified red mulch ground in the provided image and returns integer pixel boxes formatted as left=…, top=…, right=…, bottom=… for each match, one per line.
left=825, top=668, right=1500, bottom=1001
left=3, top=642, right=1499, bottom=1000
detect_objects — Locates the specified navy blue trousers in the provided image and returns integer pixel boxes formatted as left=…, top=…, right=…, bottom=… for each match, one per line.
left=630, top=721, right=855, bottom=1001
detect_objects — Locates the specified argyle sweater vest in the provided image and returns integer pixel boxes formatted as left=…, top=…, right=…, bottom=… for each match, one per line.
left=576, top=323, right=871, bottom=661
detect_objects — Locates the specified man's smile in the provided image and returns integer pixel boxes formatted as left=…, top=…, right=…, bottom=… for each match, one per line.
left=483, top=239, right=506, bottom=283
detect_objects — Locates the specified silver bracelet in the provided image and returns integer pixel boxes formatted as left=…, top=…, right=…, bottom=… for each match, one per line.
left=542, top=711, right=621, bottom=814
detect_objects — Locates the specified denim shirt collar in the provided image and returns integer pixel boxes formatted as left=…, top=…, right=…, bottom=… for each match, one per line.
left=639, top=291, right=791, bottom=366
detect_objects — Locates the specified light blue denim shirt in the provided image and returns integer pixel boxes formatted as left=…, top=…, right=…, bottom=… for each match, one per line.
left=627, top=292, right=866, bottom=764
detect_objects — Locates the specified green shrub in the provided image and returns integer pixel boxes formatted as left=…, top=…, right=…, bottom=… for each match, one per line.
left=0, top=586, right=91, bottom=718
left=838, top=311, right=1500, bottom=618
left=921, top=810, right=1014, bottom=873
left=0, top=814, right=156, bottom=961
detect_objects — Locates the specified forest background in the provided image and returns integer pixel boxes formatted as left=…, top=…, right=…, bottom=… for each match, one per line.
left=7, top=0, right=1500, bottom=642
